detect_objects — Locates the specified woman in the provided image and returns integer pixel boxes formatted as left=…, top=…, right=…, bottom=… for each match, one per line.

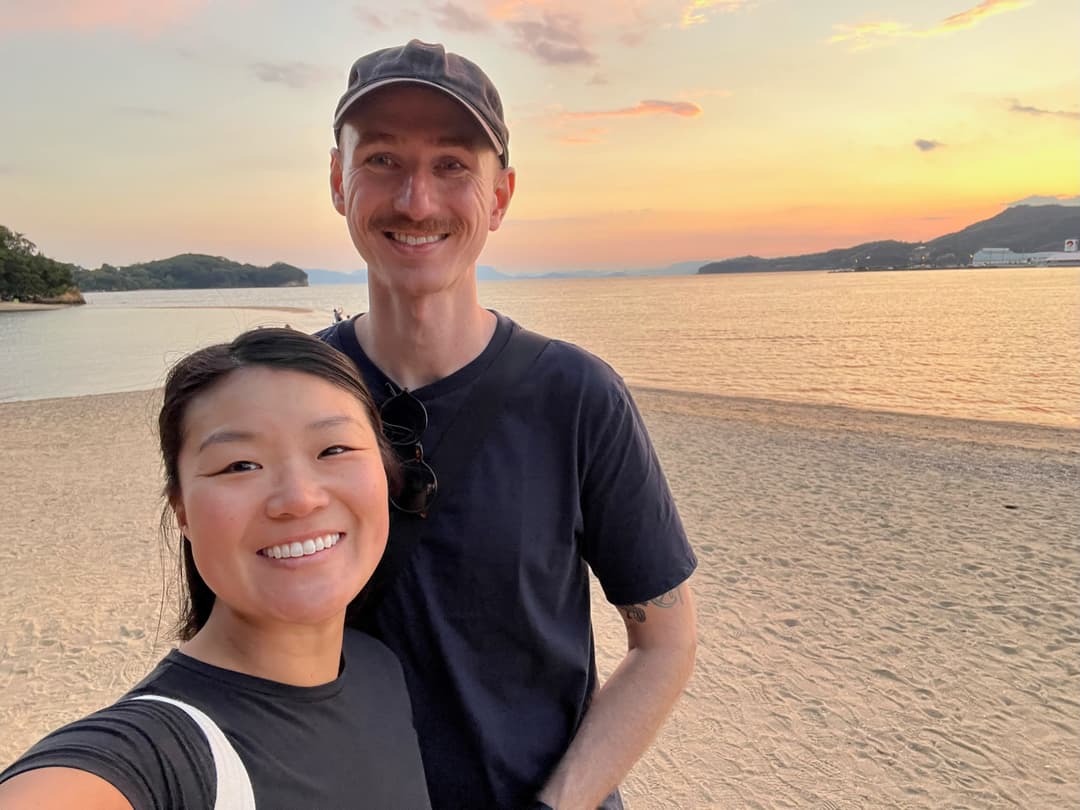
left=0, top=328, right=430, bottom=809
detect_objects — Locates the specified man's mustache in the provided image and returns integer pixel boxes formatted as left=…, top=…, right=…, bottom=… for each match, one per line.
left=371, top=217, right=461, bottom=235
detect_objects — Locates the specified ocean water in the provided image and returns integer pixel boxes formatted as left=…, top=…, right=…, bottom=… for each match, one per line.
left=1, top=267, right=1077, bottom=428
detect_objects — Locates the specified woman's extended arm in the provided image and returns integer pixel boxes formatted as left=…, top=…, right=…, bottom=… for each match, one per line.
left=0, top=767, right=134, bottom=810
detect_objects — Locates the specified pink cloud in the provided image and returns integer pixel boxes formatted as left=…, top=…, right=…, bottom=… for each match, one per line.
left=562, top=99, right=703, bottom=120
left=0, top=0, right=210, bottom=35
left=939, top=0, right=1031, bottom=31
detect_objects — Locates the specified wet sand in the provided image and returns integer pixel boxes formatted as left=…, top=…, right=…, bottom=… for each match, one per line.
left=1, top=389, right=1077, bottom=808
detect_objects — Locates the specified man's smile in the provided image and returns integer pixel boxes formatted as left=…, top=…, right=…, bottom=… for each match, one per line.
left=386, top=232, right=448, bottom=246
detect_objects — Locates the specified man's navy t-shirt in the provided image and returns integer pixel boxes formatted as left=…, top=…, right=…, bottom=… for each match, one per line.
left=319, top=312, right=697, bottom=809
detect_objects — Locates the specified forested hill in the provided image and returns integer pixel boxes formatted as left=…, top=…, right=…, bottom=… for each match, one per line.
left=699, top=205, right=1080, bottom=274
left=1, top=225, right=85, bottom=304
left=74, top=254, right=308, bottom=291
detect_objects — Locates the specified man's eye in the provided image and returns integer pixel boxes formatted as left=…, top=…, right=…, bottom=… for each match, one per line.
left=438, top=158, right=466, bottom=172
left=366, top=154, right=395, bottom=168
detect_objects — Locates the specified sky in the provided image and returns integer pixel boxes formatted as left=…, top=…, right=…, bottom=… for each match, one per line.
left=1, top=0, right=1077, bottom=274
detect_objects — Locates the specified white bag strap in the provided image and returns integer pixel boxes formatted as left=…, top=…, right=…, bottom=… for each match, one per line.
left=129, top=694, right=257, bottom=810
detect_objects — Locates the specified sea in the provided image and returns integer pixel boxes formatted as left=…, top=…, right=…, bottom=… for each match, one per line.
left=1, top=267, right=1077, bottom=429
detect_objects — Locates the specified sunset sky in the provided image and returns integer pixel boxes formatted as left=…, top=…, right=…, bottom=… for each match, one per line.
left=1, top=0, right=1077, bottom=273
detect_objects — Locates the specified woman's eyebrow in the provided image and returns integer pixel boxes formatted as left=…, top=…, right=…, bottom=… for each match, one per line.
left=307, top=415, right=364, bottom=431
left=195, top=417, right=361, bottom=451
left=197, top=429, right=255, bottom=452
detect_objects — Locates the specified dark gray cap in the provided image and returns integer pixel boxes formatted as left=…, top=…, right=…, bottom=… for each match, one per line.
left=333, top=40, right=509, bottom=167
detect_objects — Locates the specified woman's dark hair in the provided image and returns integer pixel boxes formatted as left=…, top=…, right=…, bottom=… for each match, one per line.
left=158, top=327, right=395, bottom=641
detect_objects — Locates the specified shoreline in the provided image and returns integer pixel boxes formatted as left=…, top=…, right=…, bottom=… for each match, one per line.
left=5, top=385, right=1079, bottom=441
left=0, top=301, right=73, bottom=312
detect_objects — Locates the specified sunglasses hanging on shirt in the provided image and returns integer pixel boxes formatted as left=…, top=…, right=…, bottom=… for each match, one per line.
left=380, top=385, right=438, bottom=517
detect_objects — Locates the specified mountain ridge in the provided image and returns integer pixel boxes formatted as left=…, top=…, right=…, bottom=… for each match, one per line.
left=699, top=205, right=1080, bottom=274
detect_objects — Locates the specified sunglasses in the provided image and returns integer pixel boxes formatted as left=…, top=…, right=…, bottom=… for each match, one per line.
left=380, top=385, right=438, bottom=517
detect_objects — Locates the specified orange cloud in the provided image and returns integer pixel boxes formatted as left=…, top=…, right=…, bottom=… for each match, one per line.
left=938, top=0, right=1031, bottom=31
left=562, top=100, right=703, bottom=120
left=0, top=0, right=209, bottom=35
left=829, top=0, right=1031, bottom=50
left=681, top=0, right=749, bottom=28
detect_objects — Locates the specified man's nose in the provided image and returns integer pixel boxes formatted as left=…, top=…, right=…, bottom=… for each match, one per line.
left=266, top=465, right=330, bottom=518
left=393, top=169, right=437, bottom=221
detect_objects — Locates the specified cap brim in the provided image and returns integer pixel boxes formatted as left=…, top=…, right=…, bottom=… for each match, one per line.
left=333, top=78, right=505, bottom=163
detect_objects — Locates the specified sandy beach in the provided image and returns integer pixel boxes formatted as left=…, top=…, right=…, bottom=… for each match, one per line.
left=1, top=388, right=1077, bottom=808
left=0, top=302, right=72, bottom=312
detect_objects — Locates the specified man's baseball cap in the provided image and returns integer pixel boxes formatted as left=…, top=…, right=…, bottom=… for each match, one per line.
left=333, top=40, right=509, bottom=167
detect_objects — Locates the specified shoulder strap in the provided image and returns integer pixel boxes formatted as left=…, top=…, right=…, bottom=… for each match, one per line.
left=129, top=694, right=257, bottom=810
left=351, top=325, right=550, bottom=624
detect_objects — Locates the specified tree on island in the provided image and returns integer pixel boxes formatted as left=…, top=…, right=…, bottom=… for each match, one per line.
left=0, top=225, right=85, bottom=304
left=73, top=253, right=308, bottom=291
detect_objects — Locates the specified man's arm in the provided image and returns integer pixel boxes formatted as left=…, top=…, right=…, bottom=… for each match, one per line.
left=536, top=579, right=697, bottom=810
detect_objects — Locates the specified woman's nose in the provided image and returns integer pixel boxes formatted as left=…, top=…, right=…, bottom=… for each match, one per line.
left=266, top=466, right=330, bottom=518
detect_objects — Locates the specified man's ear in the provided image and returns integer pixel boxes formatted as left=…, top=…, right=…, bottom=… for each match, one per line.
left=489, top=166, right=516, bottom=232
left=330, top=147, right=346, bottom=216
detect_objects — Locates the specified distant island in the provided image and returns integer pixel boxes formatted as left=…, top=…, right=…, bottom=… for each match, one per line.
left=2, top=226, right=308, bottom=302
left=699, top=205, right=1080, bottom=274
left=74, top=254, right=307, bottom=291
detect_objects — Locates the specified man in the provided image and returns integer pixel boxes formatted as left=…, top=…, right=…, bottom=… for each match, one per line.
left=318, top=40, right=697, bottom=810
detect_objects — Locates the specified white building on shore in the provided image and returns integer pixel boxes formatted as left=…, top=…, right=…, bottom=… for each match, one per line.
left=972, top=239, right=1080, bottom=267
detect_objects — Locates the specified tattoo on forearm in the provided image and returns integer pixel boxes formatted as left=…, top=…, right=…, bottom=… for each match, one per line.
left=617, top=588, right=681, bottom=623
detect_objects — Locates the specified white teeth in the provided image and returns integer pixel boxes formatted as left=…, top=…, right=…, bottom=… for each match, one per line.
left=260, top=533, right=340, bottom=559
left=391, top=232, right=443, bottom=246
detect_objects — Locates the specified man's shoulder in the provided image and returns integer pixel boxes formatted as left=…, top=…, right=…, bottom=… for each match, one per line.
left=504, top=319, right=621, bottom=387
left=313, top=320, right=348, bottom=349
left=524, top=333, right=628, bottom=405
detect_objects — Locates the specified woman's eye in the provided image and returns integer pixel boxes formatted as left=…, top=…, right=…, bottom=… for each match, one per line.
left=320, top=445, right=352, bottom=458
left=215, top=460, right=260, bottom=475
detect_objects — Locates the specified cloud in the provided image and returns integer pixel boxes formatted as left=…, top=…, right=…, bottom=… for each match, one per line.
left=507, top=11, right=597, bottom=65
left=588, top=73, right=610, bottom=86
left=830, top=0, right=1031, bottom=50
left=1006, top=195, right=1080, bottom=207
left=0, top=0, right=210, bottom=36
left=1008, top=99, right=1080, bottom=121
left=914, top=139, right=944, bottom=152
left=937, top=0, right=1031, bottom=32
left=432, top=2, right=493, bottom=32
left=562, top=99, right=703, bottom=120
left=354, top=9, right=390, bottom=31
left=114, top=105, right=171, bottom=119
left=251, top=61, right=330, bottom=89
left=681, top=0, right=750, bottom=28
